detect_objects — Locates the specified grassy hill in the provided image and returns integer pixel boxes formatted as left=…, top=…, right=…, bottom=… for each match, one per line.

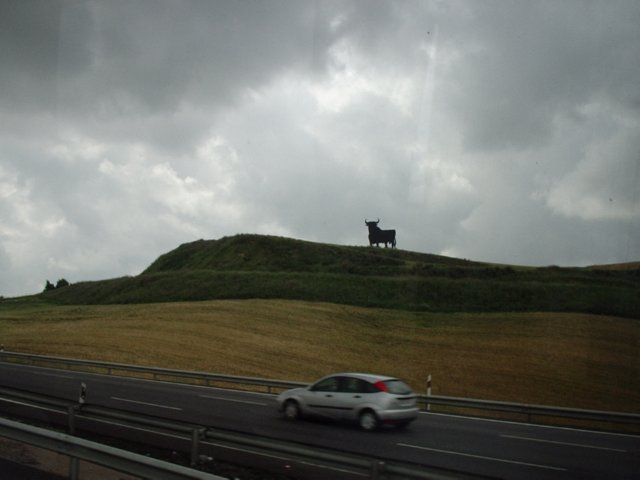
left=40, top=234, right=640, bottom=318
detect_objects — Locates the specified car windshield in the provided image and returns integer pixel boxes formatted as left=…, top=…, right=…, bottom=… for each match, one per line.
left=383, top=380, right=413, bottom=395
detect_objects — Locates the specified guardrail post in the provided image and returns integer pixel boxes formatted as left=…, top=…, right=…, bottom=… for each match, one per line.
left=67, top=405, right=76, bottom=435
left=78, top=382, right=87, bottom=405
left=190, top=427, right=207, bottom=467
left=67, top=405, right=79, bottom=480
left=370, top=460, right=385, bottom=479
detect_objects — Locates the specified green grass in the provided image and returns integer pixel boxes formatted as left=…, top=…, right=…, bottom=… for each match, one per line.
left=34, top=234, right=640, bottom=318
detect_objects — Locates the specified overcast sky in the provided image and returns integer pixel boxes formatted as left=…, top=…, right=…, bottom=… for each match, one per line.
left=1, top=0, right=639, bottom=297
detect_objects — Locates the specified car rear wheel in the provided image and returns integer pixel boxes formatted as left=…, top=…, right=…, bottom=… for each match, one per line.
left=283, top=400, right=300, bottom=420
left=359, top=410, right=379, bottom=431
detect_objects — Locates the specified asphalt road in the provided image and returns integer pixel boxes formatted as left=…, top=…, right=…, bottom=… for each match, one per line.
left=0, top=363, right=638, bottom=479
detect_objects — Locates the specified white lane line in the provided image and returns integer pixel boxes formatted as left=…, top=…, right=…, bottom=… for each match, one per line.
left=199, top=394, right=269, bottom=406
left=110, top=396, right=182, bottom=411
left=501, top=434, right=627, bottom=452
left=0, top=397, right=62, bottom=414
left=397, top=443, right=567, bottom=472
left=420, top=411, right=640, bottom=438
left=200, top=385, right=276, bottom=398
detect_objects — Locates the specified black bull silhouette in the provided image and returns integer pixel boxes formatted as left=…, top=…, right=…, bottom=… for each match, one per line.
left=365, top=219, right=396, bottom=248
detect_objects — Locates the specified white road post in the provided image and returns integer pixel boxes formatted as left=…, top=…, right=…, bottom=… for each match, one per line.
left=426, top=374, right=432, bottom=411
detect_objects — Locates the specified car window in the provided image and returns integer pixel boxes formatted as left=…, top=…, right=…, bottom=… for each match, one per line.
left=383, top=379, right=413, bottom=395
left=341, top=377, right=372, bottom=393
left=311, top=376, right=339, bottom=392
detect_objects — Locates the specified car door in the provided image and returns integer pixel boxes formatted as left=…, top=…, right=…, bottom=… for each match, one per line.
left=303, top=375, right=346, bottom=419
left=338, top=377, right=373, bottom=420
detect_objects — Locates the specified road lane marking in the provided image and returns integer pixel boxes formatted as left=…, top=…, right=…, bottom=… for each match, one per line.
left=110, top=396, right=182, bottom=411
left=0, top=397, right=65, bottom=416
left=397, top=443, right=567, bottom=471
left=199, top=394, right=269, bottom=406
left=420, top=411, right=640, bottom=438
left=501, top=434, right=627, bottom=452
left=198, top=385, right=275, bottom=397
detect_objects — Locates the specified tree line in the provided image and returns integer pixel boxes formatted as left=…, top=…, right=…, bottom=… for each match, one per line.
left=44, top=279, right=70, bottom=291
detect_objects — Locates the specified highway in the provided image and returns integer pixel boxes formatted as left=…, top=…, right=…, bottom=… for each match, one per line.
left=0, top=363, right=638, bottom=479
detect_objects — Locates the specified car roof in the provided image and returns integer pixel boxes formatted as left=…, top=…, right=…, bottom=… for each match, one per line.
left=320, top=372, right=398, bottom=383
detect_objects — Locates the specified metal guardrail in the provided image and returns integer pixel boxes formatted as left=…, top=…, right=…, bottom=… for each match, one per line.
left=0, top=416, right=226, bottom=480
left=0, top=351, right=302, bottom=393
left=422, top=395, right=640, bottom=425
left=1, top=351, right=639, bottom=427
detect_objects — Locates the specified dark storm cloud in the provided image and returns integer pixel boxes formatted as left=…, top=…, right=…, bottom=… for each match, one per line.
left=428, top=2, right=640, bottom=152
left=2, top=0, right=341, bottom=153
left=0, top=1, right=62, bottom=112
left=1, top=0, right=639, bottom=296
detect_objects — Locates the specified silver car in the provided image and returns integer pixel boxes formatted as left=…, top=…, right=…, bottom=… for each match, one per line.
left=276, top=373, right=419, bottom=431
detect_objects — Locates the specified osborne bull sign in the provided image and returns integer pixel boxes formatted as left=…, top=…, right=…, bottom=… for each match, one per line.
left=365, top=218, right=396, bottom=248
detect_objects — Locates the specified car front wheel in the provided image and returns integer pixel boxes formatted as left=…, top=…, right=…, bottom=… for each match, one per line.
left=283, top=400, right=300, bottom=421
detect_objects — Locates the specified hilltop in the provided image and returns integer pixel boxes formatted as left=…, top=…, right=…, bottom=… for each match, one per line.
left=39, top=234, right=640, bottom=318
left=143, top=234, right=476, bottom=274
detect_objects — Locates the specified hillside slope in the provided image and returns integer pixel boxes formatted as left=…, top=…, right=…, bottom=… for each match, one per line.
left=41, top=234, right=640, bottom=318
left=142, top=234, right=475, bottom=274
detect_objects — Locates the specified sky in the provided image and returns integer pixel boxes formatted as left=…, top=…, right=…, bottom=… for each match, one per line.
left=1, top=0, right=639, bottom=297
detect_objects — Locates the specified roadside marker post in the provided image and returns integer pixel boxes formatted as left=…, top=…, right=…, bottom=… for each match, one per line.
left=427, top=374, right=432, bottom=412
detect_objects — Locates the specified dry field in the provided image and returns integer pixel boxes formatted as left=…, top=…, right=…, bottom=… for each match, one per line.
left=1, top=299, right=638, bottom=413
